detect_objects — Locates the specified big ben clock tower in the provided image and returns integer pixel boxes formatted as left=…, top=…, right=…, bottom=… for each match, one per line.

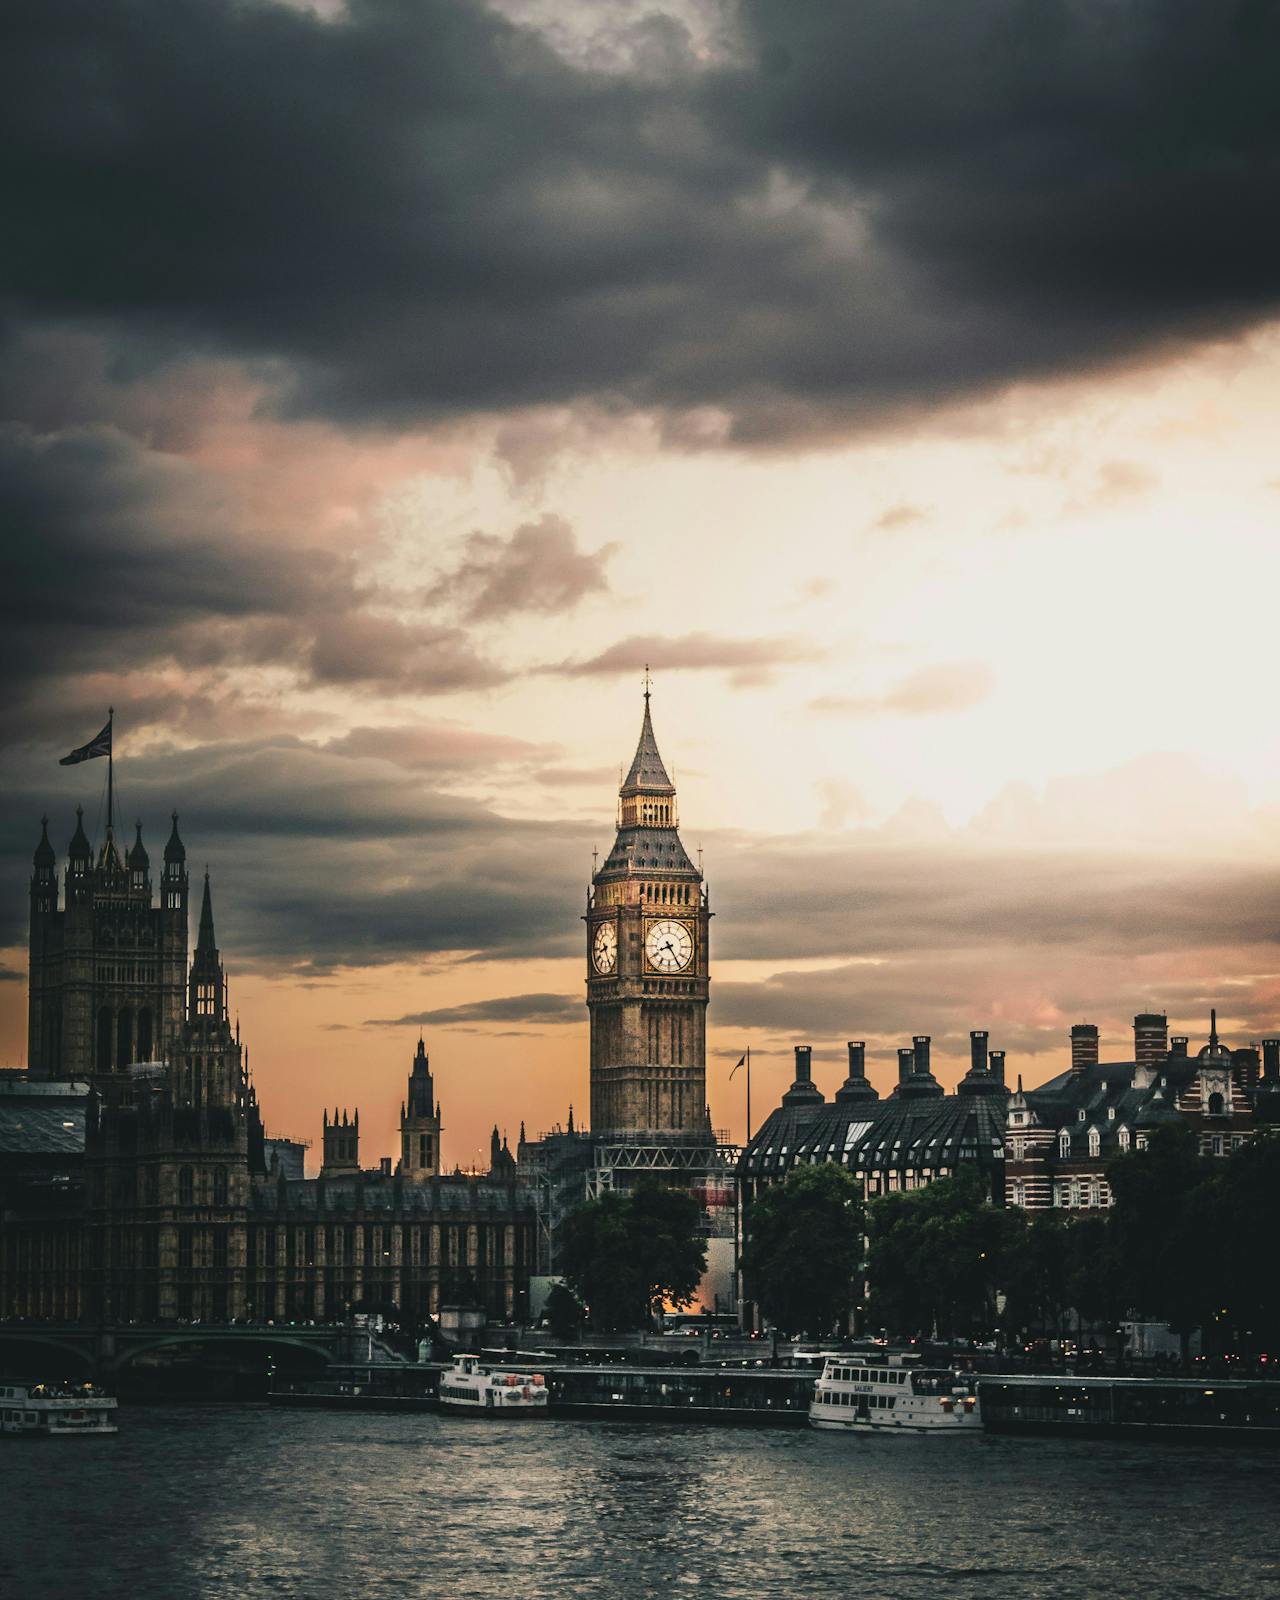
left=587, top=686, right=710, bottom=1136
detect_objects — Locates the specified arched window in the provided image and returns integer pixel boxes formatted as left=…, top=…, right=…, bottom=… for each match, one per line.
left=1207, top=1091, right=1225, bottom=1116
left=1088, top=1128, right=1100, bottom=1159
left=1118, top=1126, right=1131, bottom=1153
left=213, top=1167, right=228, bottom=1207
left=137, top=1008, right=153, bottom=1062
left=178, top=1166, right=194, bottom=1206
left=116, top=1009, right=133, bottom=1071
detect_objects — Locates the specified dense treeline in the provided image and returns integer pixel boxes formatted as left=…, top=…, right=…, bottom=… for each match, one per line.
left=743, top=1127, right=1280, bottom=1351
left=559, top=1130, right=1280, bottom=1348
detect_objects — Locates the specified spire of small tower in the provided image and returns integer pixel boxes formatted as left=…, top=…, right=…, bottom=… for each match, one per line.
left=567, top=1103, right=575, bottom=1134
left=1210, top=1007, right=1219, bottom=1049
left=68, top=806, right=91, bottom=863
left=188, top=870, right=225, bottom=1023
left=34, top=816, right=55, bottom=869
left=127, top=821, right=149, bottom=874
left=164, top=811, right=186, bottom=864
left=621, top=685, right=675, bottom=798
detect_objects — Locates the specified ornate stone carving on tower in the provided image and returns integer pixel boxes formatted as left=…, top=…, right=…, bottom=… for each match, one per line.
left=399, top=1037, right=442, bottom=1180
left=586, top=688, right=711, bottom=1135
left=27, top=809, right=189, bottom=1081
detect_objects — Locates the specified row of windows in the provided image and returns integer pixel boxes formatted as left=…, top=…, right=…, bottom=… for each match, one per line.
left=828, top=1367, right=907, bottom=1385
left=823, top=1390, right=896, bottom=1409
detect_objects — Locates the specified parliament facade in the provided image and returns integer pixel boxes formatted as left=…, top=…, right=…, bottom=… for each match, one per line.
left=1, top=814, right=534, bottom=1327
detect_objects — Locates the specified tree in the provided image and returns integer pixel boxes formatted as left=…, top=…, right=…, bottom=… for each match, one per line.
left=741, top=1164, right=864, bottom=1335
left=1106, top=1123, right=1218, bottom=1356
left=559, top=1181, right=707, bottom=1331
left=865, top=1169, right=1023, bottom=1340
left=542, top=1282, right=584, bottom=1341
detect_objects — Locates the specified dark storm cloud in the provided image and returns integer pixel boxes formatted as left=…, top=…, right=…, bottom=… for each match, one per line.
left=0, top=738, right=591, bottom=971
left=426, top=517, right=614, bottom=621
left=3, top=2, right=1279, bottom=438
left=0, top=419, right=510, bottom=744
left=368, top=993, right=582, bottom=1027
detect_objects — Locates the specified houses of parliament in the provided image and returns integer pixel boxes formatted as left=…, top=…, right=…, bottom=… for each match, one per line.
left=0, top=689, right=737, bottom=1326
left=2, top=806, right=534, bottom=1327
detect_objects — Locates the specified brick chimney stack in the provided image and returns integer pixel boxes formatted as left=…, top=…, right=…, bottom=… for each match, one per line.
left=1133, top=1012, right=1168, bottom=1075
left=1070, top=1024, right=1099, bottom=1077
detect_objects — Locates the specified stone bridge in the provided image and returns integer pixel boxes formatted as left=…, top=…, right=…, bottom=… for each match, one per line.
left=0, top=1321, right=407, bottom=1380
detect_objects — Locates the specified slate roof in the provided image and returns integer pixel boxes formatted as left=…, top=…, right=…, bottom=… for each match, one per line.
left=599, top=825, right=696, bottom=876
left=621, top=699, right=675, bottom=794
left=0, top=1101, right=86, bottom=1156
left=741, top=1090, right=1006, bottom=1180
left=1017, top=1057, right=1210, bottom=1157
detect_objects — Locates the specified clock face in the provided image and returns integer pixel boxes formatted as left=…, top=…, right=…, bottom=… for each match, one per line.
left=592, top=921, right=617, bottom=974
left=645, top=918, right=694, bottom=973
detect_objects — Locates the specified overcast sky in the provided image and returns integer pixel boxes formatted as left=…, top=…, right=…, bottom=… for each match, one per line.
left=4, top=0, right=1280, bottom=1167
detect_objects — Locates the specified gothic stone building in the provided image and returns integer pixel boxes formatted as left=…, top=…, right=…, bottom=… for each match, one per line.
left=1, top=813, right=534, bottom=1327
left=520, top=690, right=738, bottom=1309
left=1004, top=1012, right=1280, bottom=1212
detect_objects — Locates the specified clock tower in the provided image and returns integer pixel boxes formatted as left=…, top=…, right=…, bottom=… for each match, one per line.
left=586, top=688, right=710, bottom=1136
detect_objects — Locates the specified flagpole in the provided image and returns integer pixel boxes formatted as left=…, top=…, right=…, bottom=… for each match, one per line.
left=746, top=1045, right=751, bottom=1143
left=107, top=706, right=114, bottom=835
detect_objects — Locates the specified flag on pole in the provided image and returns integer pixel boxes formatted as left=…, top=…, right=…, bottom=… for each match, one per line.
left=59, top=719, right=112, bottom=766
left=729, top=1054, right=746, bottom=1079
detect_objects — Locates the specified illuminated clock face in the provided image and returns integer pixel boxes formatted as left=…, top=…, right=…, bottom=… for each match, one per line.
left=645, top=918, right=693, bottom=973
left=592, top=921, right=617, bottom=974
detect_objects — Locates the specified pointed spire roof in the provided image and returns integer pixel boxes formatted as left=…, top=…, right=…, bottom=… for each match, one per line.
left=34, top=816, right=55, bottom=868
left=197, top=870, right=216, bottom=952
left=165, top=811, right=186, bottom=863
left=128, top=820, right=149, bottom=871
left=68, top=806, right=91, bottom=860
left=621, top=690, right=675, bottom=796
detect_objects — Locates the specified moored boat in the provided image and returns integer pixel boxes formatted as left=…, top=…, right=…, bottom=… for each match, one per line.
left=809, top=1357, right=980, bottom=1433
left=1, top=1379, right=118, bottom=1437
left=438, top=1354, right=549, bottom=1417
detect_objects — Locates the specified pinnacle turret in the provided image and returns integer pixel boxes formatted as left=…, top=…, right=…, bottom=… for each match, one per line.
left=621, top=691, right=675, bottom=797
left=33, top=816, right=55, bottom=869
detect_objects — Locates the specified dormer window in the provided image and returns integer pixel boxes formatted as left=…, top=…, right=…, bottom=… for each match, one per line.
left=1088, top=1128, right=1100, bottom=1159
left=1118, top=1126, right=1131, bottom=1152
left=1059, top=1131, right=1070, bottom=1158
left=1107, top=1105, right=1116, bottom=1120
left=1077, top=1108, right=1086, bottom=1122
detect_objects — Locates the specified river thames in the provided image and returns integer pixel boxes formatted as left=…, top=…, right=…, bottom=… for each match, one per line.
left=4, top=1408, right=1276, bottom=1599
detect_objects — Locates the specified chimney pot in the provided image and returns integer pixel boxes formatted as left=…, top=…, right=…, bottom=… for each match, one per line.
left=989, top=1050, right=1006, bottom=1087
left=970, top=1030, right=989, bottom=1076
left=794, top=1045, right=812, bottom=1084
left=897, top=1048, right=915, bottom=1085
left=913, top=1035, right=932, bottom=1077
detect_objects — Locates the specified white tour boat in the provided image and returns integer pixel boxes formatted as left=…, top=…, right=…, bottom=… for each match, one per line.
left=1, top=1380, right=118, bottom=1438
left=810, top=1357, right=980, bottom=1433
left=438, top=1354, right=549, bottom=1417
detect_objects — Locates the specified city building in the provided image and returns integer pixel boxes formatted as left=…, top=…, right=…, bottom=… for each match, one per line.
left=520, top=688, right=739, bottom=1311
left=1004, top=1012, right=1280, bottom=1211
left=1, top=812, right=536, bottom=1327
left=737, top=1034, right=1009, bottom=1328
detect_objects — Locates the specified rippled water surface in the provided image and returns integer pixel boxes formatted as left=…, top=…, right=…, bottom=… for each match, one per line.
left=4, top=1407, right=1277, bottom=1599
